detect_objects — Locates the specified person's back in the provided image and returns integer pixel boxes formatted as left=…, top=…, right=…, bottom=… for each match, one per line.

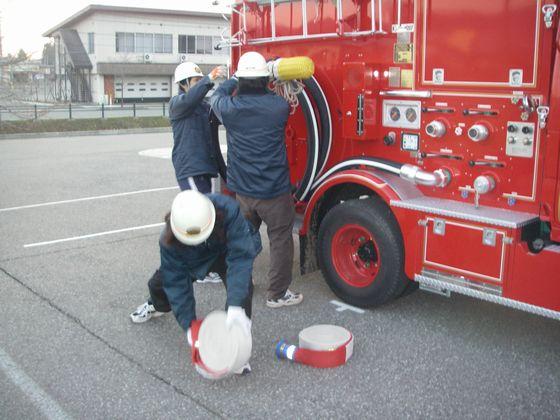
left=168, top=74, right=217, bottom=190
left=211, top=77, right=291, bottom=199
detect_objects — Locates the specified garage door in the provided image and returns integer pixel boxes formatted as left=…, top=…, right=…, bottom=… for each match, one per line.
left=114, top=76, right=171, bottom=101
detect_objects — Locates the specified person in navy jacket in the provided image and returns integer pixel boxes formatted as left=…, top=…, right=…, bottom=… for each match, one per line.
left=131, top=63, right=227, bottom=323
left=159, top=190, right=261, bottom=374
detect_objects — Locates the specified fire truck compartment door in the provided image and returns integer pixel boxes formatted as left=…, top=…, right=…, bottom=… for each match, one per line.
left=421, top=0, right=544, bottom=87
left=422, top=217, right=508, bottom=283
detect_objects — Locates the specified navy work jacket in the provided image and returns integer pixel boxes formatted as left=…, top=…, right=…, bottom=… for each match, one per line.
left=159, top=194, right=262, bottom=332
left=210, top=78, right=291, bottom=199
left=169, top=75, right=218, bottom=183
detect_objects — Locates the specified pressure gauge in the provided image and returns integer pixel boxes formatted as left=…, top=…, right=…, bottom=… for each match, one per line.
left=389, top=107, right=401, bottom=121
left=405, top=108, right=417, bottom=123
left=382, top=100, right=421, bottom=129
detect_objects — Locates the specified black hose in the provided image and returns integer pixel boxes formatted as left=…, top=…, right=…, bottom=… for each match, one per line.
left=310, top=156, right=405, bottom=191
left=303, top=77, right=331, bottom=174
left=293, top=89, right=320, bottom=201
left=209, top=110, right=227, bottom=182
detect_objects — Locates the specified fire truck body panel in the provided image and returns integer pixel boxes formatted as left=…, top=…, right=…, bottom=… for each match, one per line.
left=228, top=0, right=560, bottom=319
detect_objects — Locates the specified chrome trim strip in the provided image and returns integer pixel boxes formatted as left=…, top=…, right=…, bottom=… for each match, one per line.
left=380, top=90, right=432, bottom=98
left=420, top=269, right=502, bottom=295
left=415, top=273, right=560, bottom=321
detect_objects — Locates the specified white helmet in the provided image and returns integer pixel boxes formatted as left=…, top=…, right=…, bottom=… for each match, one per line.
left=170, top=190, right=215, bottom=246
left=174, top=62, right=204, bottom=84
left=236, top=51, right=270, bottom=78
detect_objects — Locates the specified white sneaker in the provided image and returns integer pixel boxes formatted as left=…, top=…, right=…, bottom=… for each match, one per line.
left=266, top=289, right=303, bottom=308
left=234, top=362, right=251, bottom=375
left=196, top=272, right=222, bottom=284
left=130, top=301, right=166, bottom=323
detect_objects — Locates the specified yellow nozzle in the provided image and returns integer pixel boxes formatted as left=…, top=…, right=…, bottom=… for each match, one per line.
left=274, top=56, right=315, bottom=81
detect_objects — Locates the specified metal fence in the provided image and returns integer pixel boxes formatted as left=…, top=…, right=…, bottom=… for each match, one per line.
left=0, top=102, right=169, bottom=123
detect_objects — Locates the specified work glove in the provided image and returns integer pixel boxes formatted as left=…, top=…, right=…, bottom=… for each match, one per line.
left=209, top=65, right=227, bottom=81
left=187, top=327, right=193, bottom=347
left=226, top=306, right=251, bottom=337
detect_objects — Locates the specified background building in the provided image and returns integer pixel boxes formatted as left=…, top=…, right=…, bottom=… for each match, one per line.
left=43, top=5, right=229, bottom=103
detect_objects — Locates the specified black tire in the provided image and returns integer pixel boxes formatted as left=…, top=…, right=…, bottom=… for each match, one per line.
left=317, top=197, right=408, bottom=307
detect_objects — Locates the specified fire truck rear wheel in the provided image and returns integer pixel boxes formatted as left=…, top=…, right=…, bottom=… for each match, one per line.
left=317, top=197, right=408, bottom=307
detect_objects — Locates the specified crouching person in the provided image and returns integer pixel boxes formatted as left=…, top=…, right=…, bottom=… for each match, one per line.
left=159, top=190, right=261, bottom=374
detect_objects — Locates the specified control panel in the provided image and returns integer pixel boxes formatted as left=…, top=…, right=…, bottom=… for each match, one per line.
left=382, top=100, right=421, bottom=130
left=506, top=122, right=535, bottom=158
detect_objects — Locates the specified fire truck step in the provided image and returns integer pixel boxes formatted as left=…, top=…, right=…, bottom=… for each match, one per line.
left=418, top=282, right=451, bottom=298
left=415, top=272, right=560, bottom=321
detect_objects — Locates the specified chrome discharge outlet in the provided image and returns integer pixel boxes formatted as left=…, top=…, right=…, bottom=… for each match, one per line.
left=425, top=120, right=446, bottom=138
left=468, top=124, right=489, bottom=142
left=400, top=164, right=452, bottom=188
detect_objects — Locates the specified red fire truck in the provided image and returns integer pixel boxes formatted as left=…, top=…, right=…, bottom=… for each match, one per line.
left=224, top=0, right=560, bottom=320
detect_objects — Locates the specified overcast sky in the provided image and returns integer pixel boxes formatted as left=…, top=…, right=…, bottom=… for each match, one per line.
left=0, top=0, right=230, bottom=58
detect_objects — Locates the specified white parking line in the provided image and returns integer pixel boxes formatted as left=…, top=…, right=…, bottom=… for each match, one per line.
left=0, top=347, right=72, bottom=420
left=0, top=187, right=179, bottom=213
left=330, top=300, right=365, bottom=314
left=23, top=223, right=165, bottom=248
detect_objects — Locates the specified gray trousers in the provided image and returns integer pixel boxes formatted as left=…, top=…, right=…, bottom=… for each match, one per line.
left=236, top=192, right=295, bottom=300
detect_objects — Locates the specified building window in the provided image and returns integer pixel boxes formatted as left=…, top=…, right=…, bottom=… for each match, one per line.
left=136, top=33, right=154, bottom=53
left=178, top=35, right=187, bottom=54
left=154, top=34, right=163, bottom=53
left=154, top=34, right=172, bottom=54
left=187, top=36, right=196, bottom=54
left=164, top=34, right=172, bottom=53
left=116, top=32, right=134, bottom=52
left=88, top=33, right=94, bottom=54
left=117, top=32, right=172, bottom=54
left=179, top=35, right=199, bottom=54
left=196, top=36, right=212, bottom=54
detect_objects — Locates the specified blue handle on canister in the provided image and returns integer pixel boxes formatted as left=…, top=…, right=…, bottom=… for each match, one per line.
left=276, top=340, right=297, bottom=360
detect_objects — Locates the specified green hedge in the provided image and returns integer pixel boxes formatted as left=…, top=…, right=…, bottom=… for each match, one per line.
left=0, top=117, right=170, bottom=134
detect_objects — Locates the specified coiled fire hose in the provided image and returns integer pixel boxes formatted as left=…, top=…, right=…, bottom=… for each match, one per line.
left=276, top=324, right=354, bottom=368
left=269, top=56, right=315, bottom=114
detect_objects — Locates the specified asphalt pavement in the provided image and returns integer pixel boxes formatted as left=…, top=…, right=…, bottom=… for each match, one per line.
left=0, top=132, right=559, bottom=419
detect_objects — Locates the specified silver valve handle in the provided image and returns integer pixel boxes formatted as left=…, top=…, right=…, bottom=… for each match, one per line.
left=543, top=5, right=557, bottom=29
left=537, top=106, right=550, bottom=129
left=473, top=175, right=496, bottom=208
